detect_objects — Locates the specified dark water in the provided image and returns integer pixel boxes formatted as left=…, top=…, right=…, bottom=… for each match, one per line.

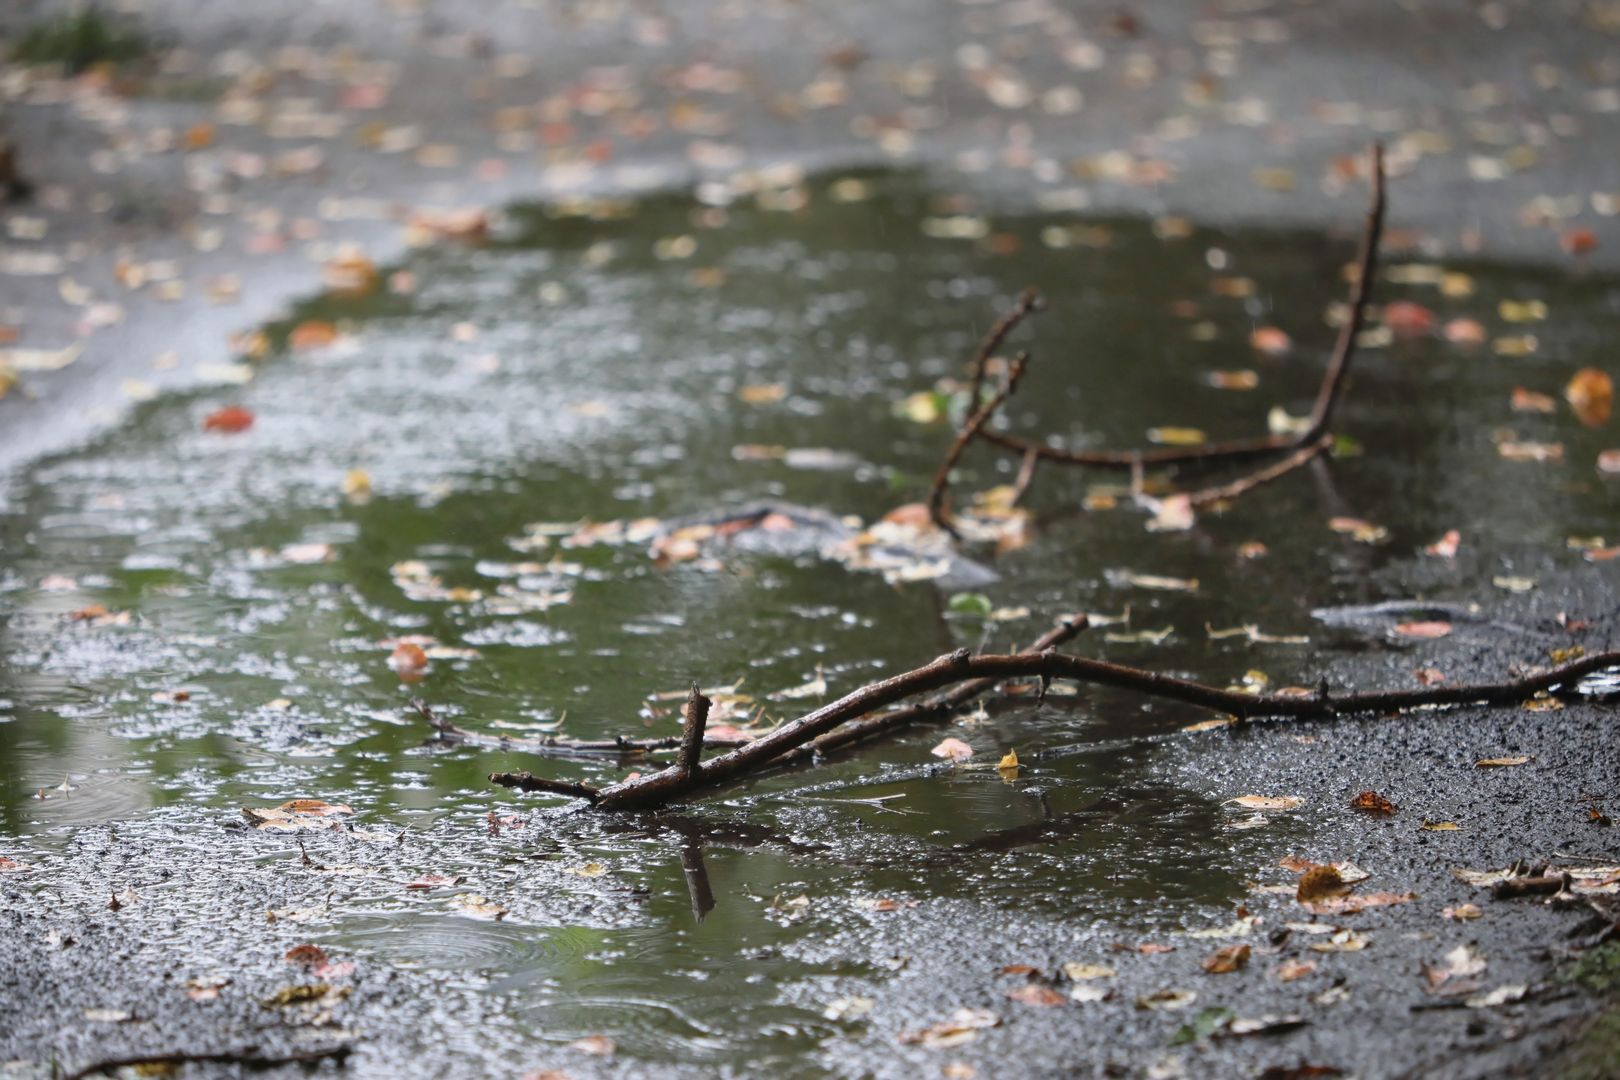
left=1, top=170, right=1616, bottom=1073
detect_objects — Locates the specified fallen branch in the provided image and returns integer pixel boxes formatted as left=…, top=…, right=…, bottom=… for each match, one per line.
left=415, top=699, right=750, bottom=760
left=506, top=639, right=1618, bottom=812
left=678, top=683, right=711, bottom=777
left=63, top=1044, right=352, bottom=1080
left=948, top=142, right=1384, bottom=472
left=929, top=351, right=1029, bottom=535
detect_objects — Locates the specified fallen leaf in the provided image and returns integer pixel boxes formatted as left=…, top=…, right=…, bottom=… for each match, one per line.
left=1349, top=791, right=1397, bottom=816
left=1467, top=984, right=1527, bottom=1008
left=241, top=800, right=354, bottom=831
left=1226, top=795, right=1305, bottom=811
left=897, top=1007, right=1000, bottom=1048
left=1497, top=440, right=1563, bottom=462
left=1422, top=821, right=1463, bottom=832
left=1329, top=517, right=1388, bottom=543
left=1442, top=904, right=1483, bottom=920
left=996, top=749, right=1021, bottom=779
left=202, top=405, right=254, bottom=433
left=1297, top=866, right=1353, bottom=904
left=1393, top=621, right=1452, bottom=639
left=449, top=893, right=508, bottom=920
left=288, top=320, right=340, bottom=351
left=404, top=874, right=462, bottom=890
left=1424, top=530, right=1460, bottom=558
left=1567, top=368, right=1614, bottom=427
left=1274, top=959, right=1316, bottom=982
left=1475, top=756, right=1531, bottom=768
left=563, top=863, right=608, bottom=878
left=1443, top=318, right=1487, bottom=345
left=1382, top=301, right=1434, bottom=337
left=738, top=383, right=788, bottom=405
left=1136, top=989, right=1198, bottom=1011
left=1147, top=426, right=1207, bottom=446
left=1062, top=963, right=1115, bottom=981
left=931, top=737, right=974, bottom=762
left=1309, top=929, right=1370, bottom=953
left=388, top=642, right=430, bottom=678
left=569, top=1035, right=615, bottom=1057
left=1511, top=387, right=1557, bottom=414
left=1562, top=228, right=1598, bottom=256
left=1005, top=984, right=1067, bottom=1007
left=1203, top=944, right=1251, bottom=974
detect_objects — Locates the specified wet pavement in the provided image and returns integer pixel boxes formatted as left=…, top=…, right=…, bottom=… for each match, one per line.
left=2, top=3, right=1620, bottom=1079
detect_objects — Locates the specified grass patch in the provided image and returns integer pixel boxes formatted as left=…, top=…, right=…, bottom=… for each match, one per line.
left=10, top=6, right=148, bottom=73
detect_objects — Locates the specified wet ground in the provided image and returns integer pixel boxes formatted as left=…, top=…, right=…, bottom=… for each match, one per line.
left=3, top=3, right=1620, bottom=1079
left=3, top=168, right=1619, bottom=1078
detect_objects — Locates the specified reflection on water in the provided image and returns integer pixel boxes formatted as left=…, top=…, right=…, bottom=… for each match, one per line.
left=2, top=169, right=1616, bottom=1072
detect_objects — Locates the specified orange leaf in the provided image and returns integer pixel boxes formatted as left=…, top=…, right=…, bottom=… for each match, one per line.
left=202, top=406, right=254, bottom=433
left=1567, top=367, right=1614, bottom=427
left=388, top=642, right=429, bottom=677
left=1443, top=318, right=1486, bottom=345
left=1203, top=944, right=1250, bottom=974
left=1297, top=865, right=1352, bottom=904
left=1382, top=301, right=1434, bottom=338
left=1349, top=790, right=1397, bottom=816
left=1561, top=228, right=1598, bottom=256
left=1004, top=983, right=1067, bottom=1006
left=1250, top=327, right=1291, bottom=355
left=289, top=320, right=339, bottom=351
left=931, top=737, right=974, bottom=762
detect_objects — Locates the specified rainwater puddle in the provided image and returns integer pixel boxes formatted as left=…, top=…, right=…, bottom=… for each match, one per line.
left=2, top=170, right=1617, bottom=1074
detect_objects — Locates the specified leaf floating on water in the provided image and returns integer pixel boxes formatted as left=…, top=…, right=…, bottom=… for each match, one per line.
left=738, top=383, right=788, bottom=405
left=1328, top=517, right=1388, bottom=544
left=1146, top=426, right=1207, bottom=446
left=1497, top=440, right=1562, bottom=462
left=388, top=642, right=430, bottom=679
left=1274, top=959, right=1316, bottom=983
left=1250, top=326, right=1292, bottom=355
left=1382, top=301, right=1434, bottom=338
left=1110, top=571, right=1198, bottom=592
left=1424, top=530, right=1461, bottom=558
left=242, top=800, right=353, bottom=832
left=563, top=862, right=608, bottom=878
left=404, top=873, right=462, bottom=890
left=0, top=857, right=31, bottom=872
left=769, top=667, right=827, bottom=701
left=1226, top=795, right=1304, bottom=811
left=449, top=893, right=508, bottom=920
left=1566, top=367, right=1614, bottom=427
left=931, top=737, right=974, bottom=762
left=996, top=749, right=1020, bottom=780
left=1203, top=944, right=1251, bottom=974
left=946, top=592, right=993, bottom=617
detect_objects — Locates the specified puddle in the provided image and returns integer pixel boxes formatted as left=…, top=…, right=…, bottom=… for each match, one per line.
left=2, top=169, right=1617, bottom=1074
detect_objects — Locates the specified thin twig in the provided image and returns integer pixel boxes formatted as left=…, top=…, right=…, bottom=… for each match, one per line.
left=774, top=613, right=1090, bottom=767
left=414, top=700, right=748, bottom=760
left=965, top=286, right=1041, bottom=408
left=678, top=683, right=710, bottom=777
left=524, top=643, right=1620, bottom=812
left=1184, top=434, right=1333, bottom=509
left=63, top=1045, right=352, bottom=1080
left=928, top=352, right=1030, bottom=535
left=1009, top=447, right=1040, bottom=507
left=488, top=771, right=601, bottom=802
left=967, top=142, right=1384, bottom=470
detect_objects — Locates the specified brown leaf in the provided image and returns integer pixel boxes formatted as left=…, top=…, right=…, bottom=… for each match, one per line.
left=931, top=737, right=974, bottom=762
left=1475, top=756, right=1531, bottom=768
left=1203, top=944, right=1251, bottom=974
left=569, top=1035, right=615, bottom=1057
left=1414, top=667, right=1447, bottom=686
left=1349, top=791, right=1397, bottom=816
left=1423, top=529, right=1460, bottom=558
left=1005, top=983, right=1067, bottom=1007
left=388, top=642, right=429, bottom=677
left=1297, top=865, right=1352, bottom=904
left=1274, top=959, right=1317, bottom=983
left=288, top=320, right=339, bottom=351
left=1382, top=301, right=1434, bottom=338
left=1567, top=368, right=1614, bottom=427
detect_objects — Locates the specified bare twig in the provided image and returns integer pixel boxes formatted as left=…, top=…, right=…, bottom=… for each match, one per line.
left=1009, top=446, right=1040, bottom=507
left=488, top=771, right=601, bottom=802
left=1184, top=434, right=1334, bottom=509
left=415, top=700, right=749, bottom=760
left=962, top=142, right=1385, bottom=471
left=509, top=642, right=1619, bottom=812
left=929, top=352, right=1030, bottom=535
left=678, top=683, right=711, bottom=777
left=774, top=613, right=1090, bottom=767
left=965, top=286, right=1041, bottom=408
left=63, top=1044, right=352, bottom=1080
